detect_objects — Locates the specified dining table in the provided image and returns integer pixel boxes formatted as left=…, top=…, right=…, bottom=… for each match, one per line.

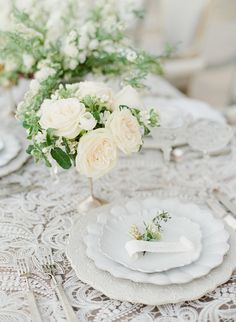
left=0, top=76, right=236, bottom=322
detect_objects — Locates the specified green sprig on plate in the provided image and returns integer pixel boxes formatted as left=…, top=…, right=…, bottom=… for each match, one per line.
left=129, top=211, right=171, bottom=242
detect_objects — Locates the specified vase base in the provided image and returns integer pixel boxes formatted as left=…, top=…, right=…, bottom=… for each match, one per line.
left=78, top=195, right=107, bottom=214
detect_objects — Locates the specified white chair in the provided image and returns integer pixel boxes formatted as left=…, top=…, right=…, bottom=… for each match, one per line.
left=160, top=0, right=211, bottom=92
left=137, top=0, right=211, bottom=92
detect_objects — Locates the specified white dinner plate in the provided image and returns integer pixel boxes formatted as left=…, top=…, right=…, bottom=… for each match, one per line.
left=84, top=198, right=229, bottom=285
left=99, top=213, right=202, bottom=273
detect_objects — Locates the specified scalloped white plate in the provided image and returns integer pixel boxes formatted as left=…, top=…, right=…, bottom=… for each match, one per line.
left=0, top=123, right=29, bottom=177
left=99, top=213, right=202, bottom=273
left=84, top=198, right=229, bottom=285
left=66, top=200, right=236, bottom=305
left=0, top=133, right=21, bottom=167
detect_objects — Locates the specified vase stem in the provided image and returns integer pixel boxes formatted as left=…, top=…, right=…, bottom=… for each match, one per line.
left=89, top=177, right=94, bottom=198
left=77, top=178, right=108, bottom=214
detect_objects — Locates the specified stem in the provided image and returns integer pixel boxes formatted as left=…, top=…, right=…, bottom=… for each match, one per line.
left=89, top=178, right=94, bottom=198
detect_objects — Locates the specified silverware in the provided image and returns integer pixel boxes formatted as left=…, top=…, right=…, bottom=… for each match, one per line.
left=17, top=258, right=43, bottom=322
left=206, top=196, right=236, bottom=230
left=213, top=189, right=236, bottom=218
left=41, top=251, right=78, bottom=322
left=171, top=146, right=231, bottom=162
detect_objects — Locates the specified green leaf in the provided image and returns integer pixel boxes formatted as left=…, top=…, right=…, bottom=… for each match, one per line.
left=46, top=128, right=54, bottom=146
left=62, top=137, right=70, bottom=155
left=143, top=125, right=150, bottom=136
left=51, top=147, right=72, bottom=169
left=23, top=121, right=30, bottom=129
left=119, top=104, right=129, bottom=110
left=26, top=144, right=34, bottom=154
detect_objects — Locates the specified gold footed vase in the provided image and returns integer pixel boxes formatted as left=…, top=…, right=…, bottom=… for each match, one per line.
left=78, top=178, right=107, bottom=214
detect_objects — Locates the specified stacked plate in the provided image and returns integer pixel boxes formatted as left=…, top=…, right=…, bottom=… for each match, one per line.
left=0, top=126, right=29, bottom=177
left=84, top=198, right=229, bottom=285
left=67, top=197, right=236, bottom=305
left=0, top=133, right=21, bottom=167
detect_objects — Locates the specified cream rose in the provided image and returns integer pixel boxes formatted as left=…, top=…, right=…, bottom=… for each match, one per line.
left=114, top=85, right=143, bottom=110
left=77, top=81, right=114, bottom=109
left=106, top=108, right=142, bottom=154
left=76, top=128, right=117, bottom=178
left=39, top=98, right=85, bottom=139
left=79, top=112, right=97, bottom=131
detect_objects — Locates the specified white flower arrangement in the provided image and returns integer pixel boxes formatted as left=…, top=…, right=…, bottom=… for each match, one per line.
left=19, top=81, right=159, bottom=178
left=0, top=0, right=163, bottom=87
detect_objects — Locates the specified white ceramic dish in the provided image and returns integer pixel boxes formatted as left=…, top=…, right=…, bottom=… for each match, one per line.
left=0, top=133, right=21, bottom=167
left=0, top=124, right=29, bottom=177
left=85, top=198, right=229, bottom=285
left=66, top=200, right=236, bottom=305
left=99, top=213, right=202, bottom=273
left=0, top=138, right=4, bottom=152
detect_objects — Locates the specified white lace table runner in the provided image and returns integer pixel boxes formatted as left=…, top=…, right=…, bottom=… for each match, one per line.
left=0, top=139, right=236, bottom=322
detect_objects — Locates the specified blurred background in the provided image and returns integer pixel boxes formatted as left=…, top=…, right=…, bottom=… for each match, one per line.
left=133, top=0, right=236, bottom=111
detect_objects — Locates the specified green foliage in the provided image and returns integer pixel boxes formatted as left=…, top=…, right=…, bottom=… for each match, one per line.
left=51, top=147, right=72, bottom=169
left=130, top=211, right=171, bottom=243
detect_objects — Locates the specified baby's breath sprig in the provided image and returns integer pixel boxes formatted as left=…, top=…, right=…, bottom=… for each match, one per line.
left=129, top=211, right=171, bottom=242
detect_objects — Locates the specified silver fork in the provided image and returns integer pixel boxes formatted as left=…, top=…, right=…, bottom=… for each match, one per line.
left=40, top=250, right=78, bottom=322
left=17, top=258, right=43, bottom=322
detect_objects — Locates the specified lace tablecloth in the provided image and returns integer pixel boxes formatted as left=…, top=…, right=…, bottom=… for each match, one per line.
left=0, top=80, right=236, bottom=322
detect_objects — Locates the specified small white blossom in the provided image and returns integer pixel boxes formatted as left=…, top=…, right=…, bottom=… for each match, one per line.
left=100, top=110, right=111, bottom=124
left=42, top=147, right=49, bottom=154
left=78, top=34, right=89, bottom=50
left=16, top=101, right=24, bottom=114
left=68, top=59, right=78, bottom=70
left=68, top=30, right=77, bottom=41
left=126, top=50, right=137, bottom=62
left=23, top=53, right=35, bottom=70
left=34, top=131, right=46, bottom=144
left=78, top=52, right=86, bottom=64
left=29, top=79, right=40, bottom=93
left=140, top=110, right=150, bottom=125
left=89, top=39, right=99, bottom=50
left=64, top=43, right=79, bottom=58
left=35, top=67, right=56, bottom=82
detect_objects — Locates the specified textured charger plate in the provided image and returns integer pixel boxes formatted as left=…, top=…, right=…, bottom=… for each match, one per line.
left=0, top=122, right=29, bottom=177
left=67, top=202, right=236, bottom=305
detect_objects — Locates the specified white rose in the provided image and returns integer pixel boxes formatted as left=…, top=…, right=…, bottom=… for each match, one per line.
left=77, top=81, right=114, bottom=109
left=114, top=85, right=142, bottom=110
left=39, top=98, right=85, bottom=139
left=106, top=108, right=142, bottom=154
left=79, top=112, right=97, bottom=131
left=76, top=128, right=117, bottom=178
